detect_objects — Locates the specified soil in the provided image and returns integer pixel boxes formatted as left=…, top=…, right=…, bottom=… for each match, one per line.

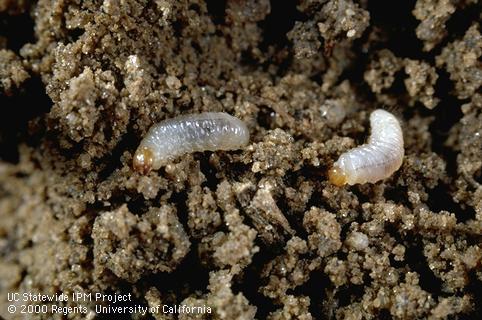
left=0, top=0, right=481, bottom=319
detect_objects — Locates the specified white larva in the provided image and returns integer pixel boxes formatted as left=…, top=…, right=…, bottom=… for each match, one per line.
left=133, top=112, right=249, bottom=174
left=328, top=109, right=404, bottom=186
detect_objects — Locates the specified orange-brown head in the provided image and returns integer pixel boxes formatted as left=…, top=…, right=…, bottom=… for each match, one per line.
left=328, top=166, right=347, bottom=187
left=133, top=146, right=154, bottom=175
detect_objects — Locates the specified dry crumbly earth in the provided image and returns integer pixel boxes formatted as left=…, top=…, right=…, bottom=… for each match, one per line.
left=0, top=0, right=481, bottom=319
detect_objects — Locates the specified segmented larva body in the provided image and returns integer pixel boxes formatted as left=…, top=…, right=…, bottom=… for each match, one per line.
left=133, top=112, right=249, bottom=174
left=328, top=109, right=404, bottom=186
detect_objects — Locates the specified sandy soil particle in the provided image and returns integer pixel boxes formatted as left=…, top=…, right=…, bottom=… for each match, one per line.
left=364, top=49, right=402, bottom=94
left=207, top=270, right=257, bottom=319
left=412, top=0, right=455, bottom=51
left=365, top=51, right=440, bottom=109
left=260, top=237, right=320, bottom=302
left=200, top=206, right=259, bottom=272
left=0, top=0, right=482, bottom=319
left=0, top=49, right=29, bottom=95
left=267, top=295, right=312, bottom=320
left=92, top=204, right=190, bottom=283
left=436, top=24, right=482, bottom=99
left=403, top=59, right=439, bottom=109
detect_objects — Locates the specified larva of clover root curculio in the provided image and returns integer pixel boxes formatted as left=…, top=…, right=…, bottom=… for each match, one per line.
left=133, top=112, right=250, bottom=174
left=328, top=109, right=404, bottom=186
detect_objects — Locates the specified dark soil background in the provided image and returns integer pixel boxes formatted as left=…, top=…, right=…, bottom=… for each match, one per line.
left=0, top=0, right=481, bottom=319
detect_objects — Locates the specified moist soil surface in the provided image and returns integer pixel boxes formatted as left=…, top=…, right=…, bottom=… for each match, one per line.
left=0, top=0, right=481, bottom=319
